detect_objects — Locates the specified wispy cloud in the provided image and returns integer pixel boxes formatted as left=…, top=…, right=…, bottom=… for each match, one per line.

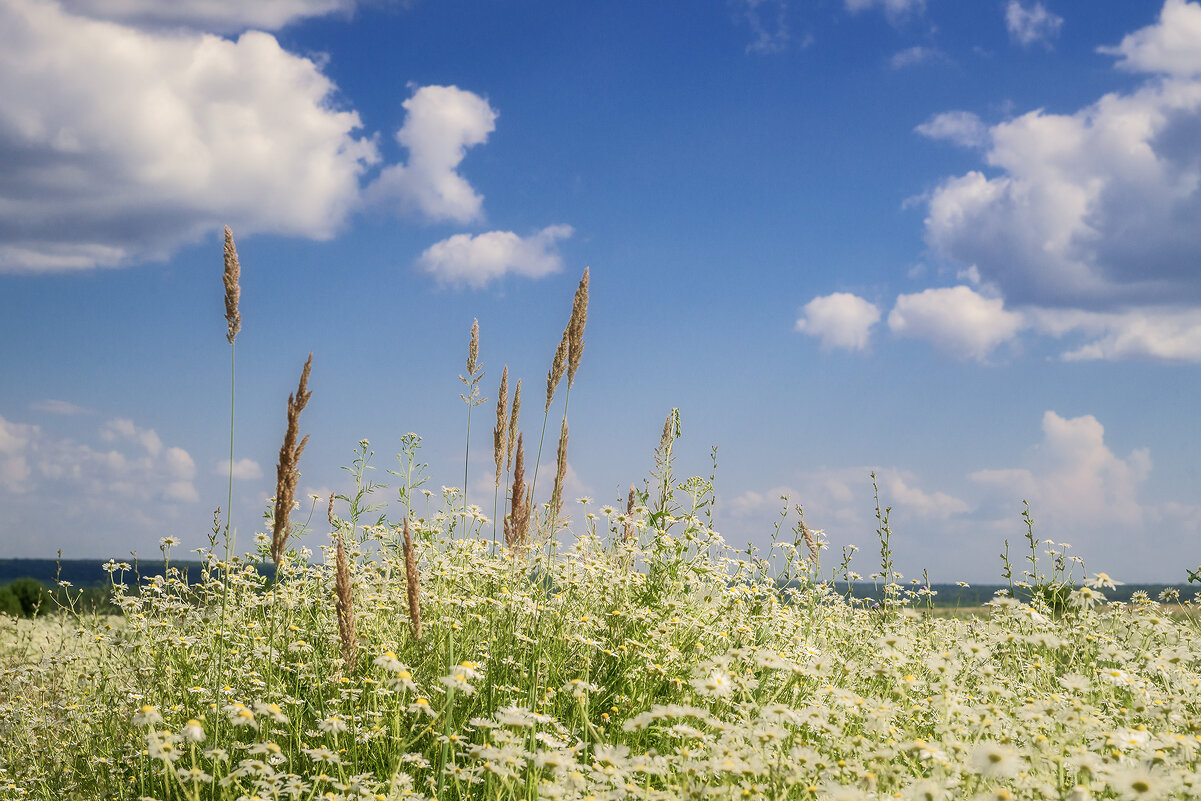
left=844, top=0, right=925, bottom=22
left=417, top=225, right=574, bottom=289
left=215, top=458, right=264, bottom=481
left=889, top=46, right=949, bottom=69
left=29, top=399, right=92, bottom=416
left=1099, top=0, right=1201, bottom=77
left=735, top=0, right=791, bottom=54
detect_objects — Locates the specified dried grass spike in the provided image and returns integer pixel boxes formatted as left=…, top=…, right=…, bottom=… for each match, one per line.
left=506, top=434, right=529, bottom=554
left=270, top=353, right=313, bottom=566
left=402, top=517, right=422, bottom=640
left=624, top=484, right=636, bottom=542
left=222, top=226, right=241, bottom=345
left=506, top=379, right=522, bottom=473
left=551, top=419, right=568, bottom=520
left=545, top=333, right=568, bottom=413
left=493, top=366, right=508, bottom=488
left=334, top=532, right=357, bottom=671
left=467, top=319, right=480, bottom=376
left=566, top=267, right=589, bottom=386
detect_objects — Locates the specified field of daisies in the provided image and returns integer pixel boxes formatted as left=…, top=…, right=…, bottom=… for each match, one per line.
left=2, top=457, right=1201, bottom=801
left=3, top=244, right=1201, bottom=800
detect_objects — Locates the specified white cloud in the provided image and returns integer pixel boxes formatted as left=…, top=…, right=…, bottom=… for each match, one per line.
left=216, top=458, right=264, bottom=480
left=57, top=0, right=359, bottom=32
left=794, top=292, right=881, bottom=351
left=0, top=411, right=198, bottom=505
left=100, top=418, right=164, bottom=456
left=925, top=13, right=1201, bottom=313
left=417, top=225, right=574, bottom=288
left=737, top=0, right=790, bottom=54
left=845, top=0, right=925, bottom=20
left=890, top=46, right=947, bottom=69
left=0, top=0, right=379, bottom=272
left=1100, top=0, right=1201, bottom=77
left=29, top=399, right=92, bottom=415
left=1026, top=306, right=1201, bottom=361
left=915, top=111, right=988, bottom=148
left=721, top=410, right=1192, bottom=581
left=1005, top=1, right=1064, bottom=48
left=365, top=85, right=498, bottom=224
left=971, top=411, right=1151, bottom=529
left=887, top=286, right=1024, bottom=360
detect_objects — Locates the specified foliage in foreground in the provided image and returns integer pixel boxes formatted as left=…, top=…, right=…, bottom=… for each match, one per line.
left=1, top=452, right=1201, bottom=801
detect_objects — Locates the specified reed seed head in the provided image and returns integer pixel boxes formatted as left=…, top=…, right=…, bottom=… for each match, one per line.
left=467, top=319, right=480, bottom=377
left=494, top=366, right=508, bottom=488
left=624, top=484, right=636, bottom=543
left=566, top=267, right=589, bottom=386
left=507, top=378, right=522, bottom=473
left=222, top=226, right=241, bottom=345
left=506, top=434, right=529, bottom=555
left=546, top=333, right=568, bottom=413
left=402, top=517, right=422, bottom=640
left=270, top=353, right=313, bottom=566
left=551, top=419, right=568, bottom=520
left=799, top=515, right=820, bottom=567
left=327, top=492, right=336, bottom=528
left=334, top=532, right=357, bottom=672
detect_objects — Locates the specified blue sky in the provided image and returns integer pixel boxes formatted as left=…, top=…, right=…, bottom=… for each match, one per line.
left=1, top=0, right=1199, bottom=582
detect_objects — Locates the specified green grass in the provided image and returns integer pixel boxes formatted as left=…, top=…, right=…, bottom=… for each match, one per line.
left=3, top=261, right=1201, bottom=801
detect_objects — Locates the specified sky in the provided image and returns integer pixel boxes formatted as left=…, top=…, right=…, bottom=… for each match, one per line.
left=1, top=0, right=1200, bottom=583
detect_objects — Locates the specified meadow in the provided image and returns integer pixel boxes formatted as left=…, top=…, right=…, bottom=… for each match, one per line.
left=2, top=231, right=1201, bottom=801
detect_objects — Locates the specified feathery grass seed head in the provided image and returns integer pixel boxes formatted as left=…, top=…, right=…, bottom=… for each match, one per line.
left=222, top=226, right=241, bottom=345
left=494, top=366, right=508, bottom=487
left=566, top=267, right=589, bottom=386
left=270, top=352, right=312, bottom=565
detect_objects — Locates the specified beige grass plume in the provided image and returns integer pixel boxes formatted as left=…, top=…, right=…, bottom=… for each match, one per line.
left=505, top=434, right=530, bottom=555
left=566, top=267, right=589, bottom=387
left=550, top=419, right=568, bottom=521
left=334, top=527, right=357, bottom=672
left=270, top=353, right=312, bottom=566
left=493, top=366, right=508, bottom=488
left=545, top=334, right=567, bottom=413
left=799, top=513, right=820, bottom=568
left=506, top=378, right=521, bottom=474
left=623, top=484, right=636, bottom=543
left=402, top=517, right=422, bottom=640
left=222, top=226, right=241, bottom=345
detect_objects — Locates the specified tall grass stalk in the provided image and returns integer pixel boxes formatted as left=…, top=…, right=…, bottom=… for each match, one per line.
left=459, top=320, right=485, bottom=523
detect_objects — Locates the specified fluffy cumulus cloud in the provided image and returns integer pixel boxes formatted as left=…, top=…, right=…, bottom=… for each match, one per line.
left=417, top=225, right=574, bottom=288
left=972, top=411, right=1151, bottom=532
left=1005, top=1, right=1064, bottom=48
left=794, top=292, right=881, bottom=351
left=1101, top=0, right=1201, bottom=77
left=0, top=411, right=198, bottom=504
left=365, top=85, right=498, bottom=224
left=915, top=111, right=988, bottom=148
left=918, top=1, right=1201, bottom=362
left=0, top=0, right=379, bottom=272
left=724, top=410, right=1194, bottom=581
left=887, top=286, right=1024, bottom=360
